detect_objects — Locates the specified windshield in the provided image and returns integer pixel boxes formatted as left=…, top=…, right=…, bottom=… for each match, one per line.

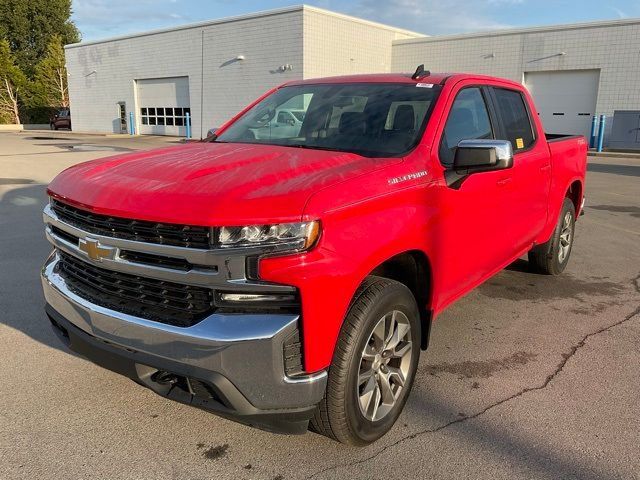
left=215, top=83, right=441, bottom=157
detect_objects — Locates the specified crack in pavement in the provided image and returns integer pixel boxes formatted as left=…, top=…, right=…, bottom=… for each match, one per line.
left=307, top=274, right=640, bottom=479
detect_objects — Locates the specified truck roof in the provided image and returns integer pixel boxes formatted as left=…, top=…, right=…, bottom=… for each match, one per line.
left=286, top=72, right=524, bottom=89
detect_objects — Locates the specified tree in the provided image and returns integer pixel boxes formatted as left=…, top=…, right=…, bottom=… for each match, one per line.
left=33, top=34, right=69, bottom=107
left=0, top=0, right=80, bottom=73
left=0, top=39, right=27, bottom=124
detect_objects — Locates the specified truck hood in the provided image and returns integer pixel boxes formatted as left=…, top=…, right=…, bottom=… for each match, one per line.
left=48, top=142, right=399, bottom=225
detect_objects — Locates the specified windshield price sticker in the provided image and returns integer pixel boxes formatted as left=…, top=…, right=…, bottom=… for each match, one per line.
left=416, top=83, right=434, bottom=88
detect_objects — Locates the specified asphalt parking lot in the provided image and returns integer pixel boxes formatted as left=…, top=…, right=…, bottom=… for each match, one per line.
left=1, top=131, right=638, bottom=480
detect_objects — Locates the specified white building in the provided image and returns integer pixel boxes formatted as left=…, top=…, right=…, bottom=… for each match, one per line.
left=66, top=5, right=640, bottom=141
left=64, top=6, right=421, bottom=138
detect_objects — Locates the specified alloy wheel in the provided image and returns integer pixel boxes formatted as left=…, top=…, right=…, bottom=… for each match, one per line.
left=357, top=310, right=412, bottom=422
left=558, top=211, right=573, bottom=263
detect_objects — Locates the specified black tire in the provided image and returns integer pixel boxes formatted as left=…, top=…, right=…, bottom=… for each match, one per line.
left=310, top=276, right=421, bottom=445
left=528, top=197, right=576, bottom=275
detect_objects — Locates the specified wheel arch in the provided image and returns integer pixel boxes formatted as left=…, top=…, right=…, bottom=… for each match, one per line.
left=368, top=249, right=433, bottom=350
left=566, top=179, right=583, bottom=216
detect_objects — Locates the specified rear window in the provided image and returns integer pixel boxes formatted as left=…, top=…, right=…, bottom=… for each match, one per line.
left=493, top=88, right=535, bottom=151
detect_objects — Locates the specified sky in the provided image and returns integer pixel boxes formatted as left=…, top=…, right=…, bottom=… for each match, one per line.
left=71, top=0, right=640, bottom=42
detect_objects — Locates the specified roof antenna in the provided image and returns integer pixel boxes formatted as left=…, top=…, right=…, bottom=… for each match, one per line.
left=411, top=64, right=430, bottom=80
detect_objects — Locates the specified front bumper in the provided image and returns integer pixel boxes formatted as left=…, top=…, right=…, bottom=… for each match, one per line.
left=41, top=252, right=327, bottom=434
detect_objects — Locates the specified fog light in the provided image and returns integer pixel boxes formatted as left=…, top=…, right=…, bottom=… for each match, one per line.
left=220, top=293, right=296, bottom=303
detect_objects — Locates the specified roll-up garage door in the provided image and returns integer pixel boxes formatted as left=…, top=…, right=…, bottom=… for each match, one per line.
left=524, top=70, right=600, bottom=139
left=137, top=77, right=190, bottom=136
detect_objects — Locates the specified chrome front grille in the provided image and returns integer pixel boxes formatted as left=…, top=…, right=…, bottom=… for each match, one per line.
left=43, top=199, right=297, bottom=326
left=51, top=199, right=214, bottom=249
left=57, top=251, right=214, bottom=327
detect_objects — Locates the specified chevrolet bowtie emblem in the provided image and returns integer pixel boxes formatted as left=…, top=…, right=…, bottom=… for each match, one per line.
left=78, top=237, right=114, bottom=261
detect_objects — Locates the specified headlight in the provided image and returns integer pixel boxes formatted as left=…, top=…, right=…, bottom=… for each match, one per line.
left=218, top=221, right=320, bottom=250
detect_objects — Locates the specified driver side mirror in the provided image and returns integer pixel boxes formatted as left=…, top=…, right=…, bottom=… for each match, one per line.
left=453, top=139, right=513, bottom=173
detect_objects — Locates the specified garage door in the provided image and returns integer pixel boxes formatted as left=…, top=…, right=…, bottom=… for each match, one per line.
left=524, top=70, right=600, bottom=138
left=137, top=77, right=190, bottom=136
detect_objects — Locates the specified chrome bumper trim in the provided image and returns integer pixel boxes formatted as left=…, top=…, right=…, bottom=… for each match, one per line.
left=42, top=252, right=326, bottom=410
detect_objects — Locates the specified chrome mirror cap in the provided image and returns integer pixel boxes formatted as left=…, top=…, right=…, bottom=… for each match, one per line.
left=453, top=139, right=514, bottom=171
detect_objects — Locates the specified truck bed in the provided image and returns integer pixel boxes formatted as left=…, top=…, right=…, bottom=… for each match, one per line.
left=545, top=133, right=584, bottom=143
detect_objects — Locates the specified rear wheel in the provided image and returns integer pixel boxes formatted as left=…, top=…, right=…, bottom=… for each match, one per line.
left=310, top=276, right=421, bottom=445
left=528, top=197, right=576, bottom=275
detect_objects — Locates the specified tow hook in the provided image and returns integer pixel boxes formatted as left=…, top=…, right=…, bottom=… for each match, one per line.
left=152, top=371, right=179, bottom=385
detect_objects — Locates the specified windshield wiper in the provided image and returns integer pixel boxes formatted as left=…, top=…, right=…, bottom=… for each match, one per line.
left=287, top=144, right=346, bottom=153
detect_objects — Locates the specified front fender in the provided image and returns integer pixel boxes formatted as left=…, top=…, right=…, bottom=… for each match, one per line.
left=260, top=182, right=438, bottom=372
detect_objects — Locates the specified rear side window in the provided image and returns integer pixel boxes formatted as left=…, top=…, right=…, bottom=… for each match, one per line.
left=493, top=88, right=535, bottom=151
left=439, top=87, right=493, bottom=167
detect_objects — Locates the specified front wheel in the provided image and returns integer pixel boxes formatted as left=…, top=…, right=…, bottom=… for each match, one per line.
left=528, top=197, right=576, bottom=275
left=310, top=276, right=421, bottom=445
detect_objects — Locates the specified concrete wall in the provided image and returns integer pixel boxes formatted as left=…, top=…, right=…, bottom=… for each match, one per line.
left=302, top=7, right=422, bottom=79
left=391, top=19, right=640, bottom=121
left=66, top=7, right=305, bottom=137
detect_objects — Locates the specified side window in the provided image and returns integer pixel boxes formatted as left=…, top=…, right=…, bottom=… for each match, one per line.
left=253, top=93, right=308, bottom=139
left=493, top=88, right=535, bottom=151
left=439, top=88, right=493, bottom=167
left=277, top=111, right=291, bottom=124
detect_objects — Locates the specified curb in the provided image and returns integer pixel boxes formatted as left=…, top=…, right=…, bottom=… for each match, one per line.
left=588, top=150, right=640, bottom=160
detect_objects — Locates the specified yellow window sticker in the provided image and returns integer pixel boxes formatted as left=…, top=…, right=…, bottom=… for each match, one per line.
left=516, top=138, right=525, bottom=149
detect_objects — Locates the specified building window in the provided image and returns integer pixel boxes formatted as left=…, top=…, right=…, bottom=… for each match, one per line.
left=140, top=106, right=191, bottom=128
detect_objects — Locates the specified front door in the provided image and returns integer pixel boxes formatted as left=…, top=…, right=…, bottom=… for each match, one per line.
left=433, top=85, right=516, bottom=305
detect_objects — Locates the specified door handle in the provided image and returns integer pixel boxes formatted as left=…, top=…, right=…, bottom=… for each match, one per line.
left=496, top=177, right=512, bottom=187
left=540, top=164, right=551, bottom=172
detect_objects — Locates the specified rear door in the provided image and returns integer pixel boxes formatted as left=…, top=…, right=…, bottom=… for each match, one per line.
left=489, top=86, right=551, bottom=250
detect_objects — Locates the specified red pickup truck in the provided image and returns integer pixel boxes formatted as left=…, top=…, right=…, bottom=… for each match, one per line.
left=41, top=69, right=586, bottom=445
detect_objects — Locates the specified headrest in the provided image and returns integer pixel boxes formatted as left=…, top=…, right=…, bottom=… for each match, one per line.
left=393, top=105, right=415, bottom=131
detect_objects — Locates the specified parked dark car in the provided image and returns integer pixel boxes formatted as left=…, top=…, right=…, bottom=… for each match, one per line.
left=50, top=108, right=71, bottom=130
